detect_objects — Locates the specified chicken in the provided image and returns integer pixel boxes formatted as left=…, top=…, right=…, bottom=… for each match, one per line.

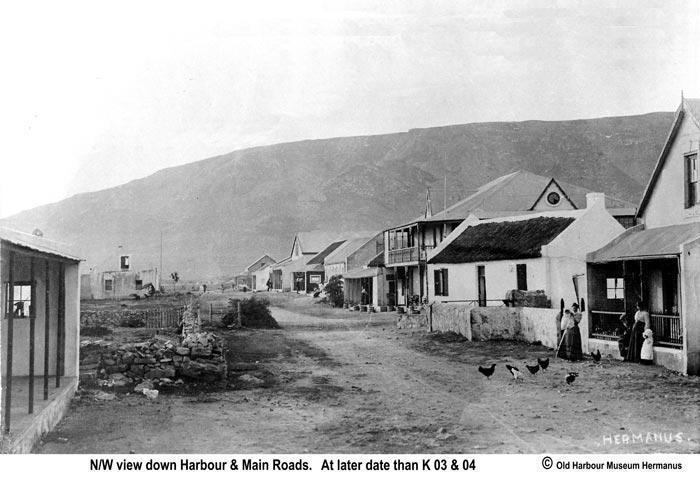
left=565, top=372, right=579, bottom=385
left=505, top=364, right=522, bottom=380
left=478, top=364, right=496, bottom=379
left=525, top=364, right=540, bottom=375
left=537, top=357, right=549, bottom=370
left=592, top=349, right=601, bottom=362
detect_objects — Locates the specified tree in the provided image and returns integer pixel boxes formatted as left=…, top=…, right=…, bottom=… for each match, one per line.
left=171, top=272, right=180, bottom=283
left=324, top=275, right=344, bottom=307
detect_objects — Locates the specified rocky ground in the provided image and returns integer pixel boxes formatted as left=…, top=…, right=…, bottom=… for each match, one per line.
left=37, top=294, right=700, bottom=454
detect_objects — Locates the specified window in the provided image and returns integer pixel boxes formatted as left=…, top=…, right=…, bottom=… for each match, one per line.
left=686, top=153, right=698, bottom=208
left=516, top=264, right=528, bottom=291
left=120, top=255, right=130, bottom=270
left=433, top=269, right=449, bottom=296
left=135, top=279, right=143, bottom=290
left=4, top=282, right=33, bottom=318
left=547, top=191, right=561, bottom=206
left=606, top=278, right=624, bottom=299
left=104, top=279, right=113, bottom=291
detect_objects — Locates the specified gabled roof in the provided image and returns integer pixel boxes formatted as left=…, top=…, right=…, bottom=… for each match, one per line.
left=306, top=240, right=346, bottom=265
left=245, top=254, right=276, bottom=272
left=323, top=236, right=374, bottom=265
left=291, top=230, right=376, bottom=256
left=0, top=226, right=81, bottom=261
left=428, top=216, right=576, bottom=264
left=637, top=98, right=700, bottom=218
left=396, top=170, right=633, bottom=228
left=587, top=223, right=700, bottom=263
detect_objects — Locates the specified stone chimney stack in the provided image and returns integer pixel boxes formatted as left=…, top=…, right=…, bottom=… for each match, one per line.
left=586, top=192, right=606, bottom=209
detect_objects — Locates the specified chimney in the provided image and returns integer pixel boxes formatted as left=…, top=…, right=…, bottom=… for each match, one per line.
left=586, top=192, right=606, bottom=209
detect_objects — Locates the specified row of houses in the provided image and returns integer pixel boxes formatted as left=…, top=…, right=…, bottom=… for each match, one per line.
left=244, top=98, right=700, bottom=376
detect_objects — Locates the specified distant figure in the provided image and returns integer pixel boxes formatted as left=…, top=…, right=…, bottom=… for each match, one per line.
left=361, top=287, right=368, bottom=306
left=266, top=279, right=272, bottom=292
left=640, top=329, right=654, bottom=365
left=202, top=284, right=207, bottom=293
left=616, top=314, right=634, bottom=360
left=14, top=301, right=25, bottom=317
left=557, top=306, right=583, bottom=361
left=626, top=301, right=650, bottom=363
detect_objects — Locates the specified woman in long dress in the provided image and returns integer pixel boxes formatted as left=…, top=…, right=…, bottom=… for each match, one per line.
left=626, top=301, right=651, bottom=363
left=557, top=305, right=583, bottom=361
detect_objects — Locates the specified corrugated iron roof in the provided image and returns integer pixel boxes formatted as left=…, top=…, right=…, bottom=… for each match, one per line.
left=0, top=226, right=81, bottom=261
left=324, top=237, right=373, bottom=265
left=587, top=223, right=700, bottom=263
left=395, top=170, right=634, bottom=228
left=306, top=241, right=346, bottom=265
left=343, top=267, right=380, bottom=279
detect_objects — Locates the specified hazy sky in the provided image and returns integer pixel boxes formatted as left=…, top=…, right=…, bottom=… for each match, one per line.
left=1, top=0, right=699, bottom=218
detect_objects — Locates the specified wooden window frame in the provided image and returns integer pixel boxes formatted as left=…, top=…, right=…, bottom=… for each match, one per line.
left=606, top=277, right=624, bottom=300
left=685, top=152, right=698, bottom=208
left=4, top=281, right=35, bottom=319
left=516, top=263, right=528, bottom=291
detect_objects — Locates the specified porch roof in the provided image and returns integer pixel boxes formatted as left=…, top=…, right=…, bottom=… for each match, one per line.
left=344, top=267, right=380, bottom=279
left=587, top=223, right=700, bottom=263
left=0, top=226, right=81, bottom=261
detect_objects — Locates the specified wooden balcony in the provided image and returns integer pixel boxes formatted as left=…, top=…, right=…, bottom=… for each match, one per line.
left=386, top=245, right=435, bottom=265
left=387, top=246, right=419, bottom=265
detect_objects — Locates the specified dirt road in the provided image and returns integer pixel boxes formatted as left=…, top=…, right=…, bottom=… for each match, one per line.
left=38, top=306, right=700, bottom=454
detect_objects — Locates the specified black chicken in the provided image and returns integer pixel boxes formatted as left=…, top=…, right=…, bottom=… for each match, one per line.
left=592, top=349, right=601, bottom=362
left=478, top=364, right=496, bottom=379
left=525, top=364, right=540, bottom=375
left=565, top=372, right=579, bottom=385
left=537, top=357, right=549, bottom=370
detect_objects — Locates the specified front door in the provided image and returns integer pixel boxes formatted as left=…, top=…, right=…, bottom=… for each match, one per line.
left=477, top=265, right=486, bottom=306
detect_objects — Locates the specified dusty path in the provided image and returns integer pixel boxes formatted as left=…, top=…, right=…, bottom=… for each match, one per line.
left=38, top=306, right=699, bottom=454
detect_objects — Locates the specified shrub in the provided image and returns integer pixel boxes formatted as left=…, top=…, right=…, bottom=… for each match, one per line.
left=224, top=296, right=279, bottom=329
left=324, top=275, right=344, bottom=307
left=119, top=314, right=145, bottom=328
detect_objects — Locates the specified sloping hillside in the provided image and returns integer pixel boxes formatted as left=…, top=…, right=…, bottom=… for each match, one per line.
left=1, top=112, right=674, bottom=279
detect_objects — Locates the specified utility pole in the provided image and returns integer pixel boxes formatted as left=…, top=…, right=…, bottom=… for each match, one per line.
left=443, top=152, right=447, bottom=218
left=159, top=230, right=163, bottom=290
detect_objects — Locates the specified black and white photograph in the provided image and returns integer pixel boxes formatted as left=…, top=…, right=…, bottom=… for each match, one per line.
left=0, top=0, right=699, bottom=473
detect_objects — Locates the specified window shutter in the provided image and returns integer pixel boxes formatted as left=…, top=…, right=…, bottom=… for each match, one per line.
left=442, top=269, right=449, bottom=296
left=434, top=269, right=441, bottom=296
left=685, top=155, right=690, bottom=208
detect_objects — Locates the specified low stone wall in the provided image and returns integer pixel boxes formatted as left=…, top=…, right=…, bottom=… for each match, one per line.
left=80, top=302, right=226, bottom=391
left=396, top=314, right=427, bottom=329
left=431, top=304, right=560, bottom=347
left=430, top=303, right=475, bottom=340
left=80, top=332, right=227, bottom=389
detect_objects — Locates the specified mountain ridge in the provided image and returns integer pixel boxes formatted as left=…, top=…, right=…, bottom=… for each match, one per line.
left=1, top=111, right=675, bottom=280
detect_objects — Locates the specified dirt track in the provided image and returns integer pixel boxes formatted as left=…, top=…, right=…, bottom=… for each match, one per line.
left=38, top=305, right=700, bottom=454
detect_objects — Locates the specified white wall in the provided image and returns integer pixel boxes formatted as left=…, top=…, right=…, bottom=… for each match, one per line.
left=681, top=236, right=700, bottom=375
left=428, top=258, right=547, bottom=304
left=1, top=246, right=79, bottom=378
left=643, top=113, right=700, bottom=228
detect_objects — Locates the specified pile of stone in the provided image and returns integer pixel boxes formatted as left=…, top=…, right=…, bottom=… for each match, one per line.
left=180, top=301, right=200, bottom=336
left=505, top=289, right=551, bottom=308
left=79, top=332, right=227, bottom=393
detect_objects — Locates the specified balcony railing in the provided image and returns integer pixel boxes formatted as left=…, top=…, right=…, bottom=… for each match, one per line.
left=386, top=245, right=436, bottom=265
left=590, top=310, right=682, bottom=349
left=650, top=313, right=682, bottom=348
left=387, top=246, right=419, bottom=264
